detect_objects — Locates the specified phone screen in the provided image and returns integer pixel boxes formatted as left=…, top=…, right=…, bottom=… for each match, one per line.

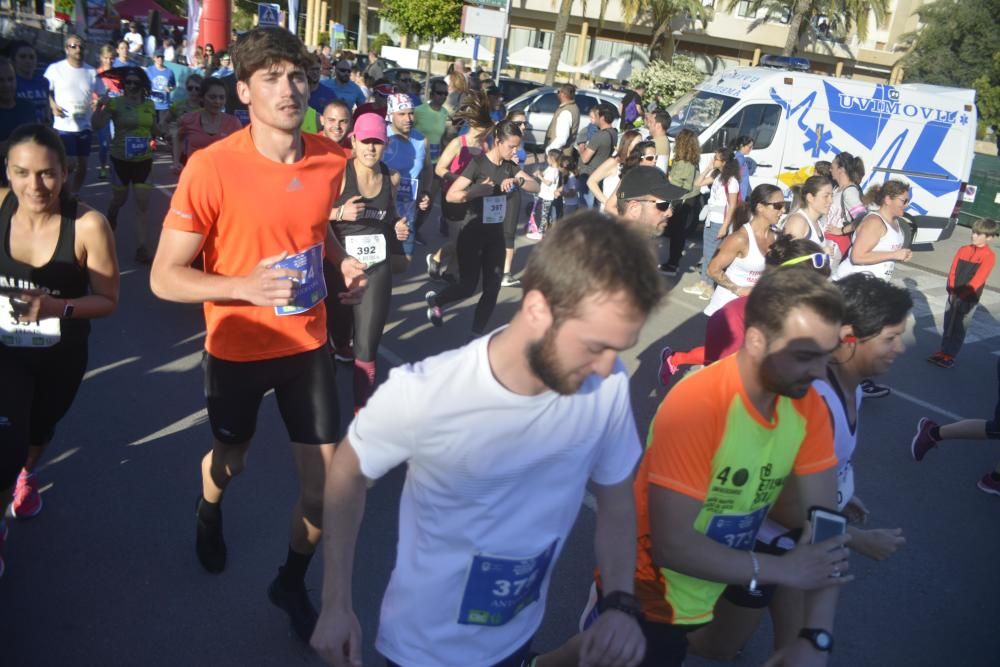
left=811, top=512, right=847, bottom=544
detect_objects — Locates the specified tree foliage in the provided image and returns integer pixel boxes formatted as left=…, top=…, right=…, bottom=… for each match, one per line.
left=378, top=0, right=463, bottom=43
left=900, top=0, right=1000, bottom=89
left=973, top=52, right=1000, bottom=129
left=628, top=56, right=704, bottom=110
left=622, top=0, right=712, bottom=63
left=726, top=0, right=888, bottom=55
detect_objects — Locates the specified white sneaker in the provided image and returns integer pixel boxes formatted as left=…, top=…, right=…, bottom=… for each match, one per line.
left=682, top=283, right=706, bottom=296
left=526, top=231, right=543, bottom=241
left=501, top=273, right=521, bottom=287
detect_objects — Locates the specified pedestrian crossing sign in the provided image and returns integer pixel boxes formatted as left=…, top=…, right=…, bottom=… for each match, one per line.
left=258, top=3, right=280, bottom=27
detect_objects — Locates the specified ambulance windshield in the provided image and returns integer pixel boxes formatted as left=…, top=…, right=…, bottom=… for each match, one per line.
left=667, top=90, right=737, bottom=137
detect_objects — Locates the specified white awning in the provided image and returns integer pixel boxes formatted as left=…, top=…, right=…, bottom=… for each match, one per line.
left=578, top=56, right=632, bottom=80
left=418, top=37, right=494, bottom=63
left=505, top=46, right=577, bottom=73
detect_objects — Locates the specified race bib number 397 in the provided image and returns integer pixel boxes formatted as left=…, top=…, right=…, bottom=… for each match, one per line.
left=457, top=540, right=558, bottom=627
left=483, top=195, right=506, bottom=225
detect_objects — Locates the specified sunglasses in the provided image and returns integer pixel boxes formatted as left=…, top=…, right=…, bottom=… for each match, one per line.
left=781, top=253, right=830, bottom=269
left=763, top=201, right=786, bottom=210
left=633, top=199, right=671, bottom=211
left=640, top=154, right=656, bottom=162
left=66, top=43, right=84, bottom=50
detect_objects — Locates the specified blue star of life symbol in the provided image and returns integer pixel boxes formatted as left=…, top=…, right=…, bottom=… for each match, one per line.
left=959, top=114, right=969, bottom=126
left=803, top=123, right=834, bottom=158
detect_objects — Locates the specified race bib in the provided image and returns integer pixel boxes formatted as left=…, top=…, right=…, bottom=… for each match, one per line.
left=397, top=178, right=417, bottom=203
left=0, top=296, right=61, bottom=347
left=71, top=101, right=89, bottom=119
left=704, top=506, right=769, bottom=551
left=345, top=234, right=387, bottom=269
left=272, top=243, right=327, bottom=316
left=483, top=195, right=506, bottom=225
left=124, top=136, right=148, bottom=159
left=458, top=540, right=558, bottom=627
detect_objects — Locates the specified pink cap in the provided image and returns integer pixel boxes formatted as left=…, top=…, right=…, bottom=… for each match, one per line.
left=352, top=113, right=387, bottom=143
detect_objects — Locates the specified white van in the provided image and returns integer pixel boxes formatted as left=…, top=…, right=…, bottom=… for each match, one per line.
left=667, top=65, right=978, bottom=243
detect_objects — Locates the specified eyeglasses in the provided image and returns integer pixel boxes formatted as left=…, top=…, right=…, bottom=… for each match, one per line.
left=781, top=253, right=829, bottom=269
left=633, top=199, right=671, bottom=211
left=513, top=121, right=527, bottom=126
left=896, top=197, right=911, bottom=205
left=640, top=154, right=656, bottom=162
left=763, top=201, right=786, bottom=210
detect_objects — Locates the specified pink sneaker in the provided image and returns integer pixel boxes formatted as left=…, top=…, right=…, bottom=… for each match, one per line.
left=11, top=471, right=42, bottom=519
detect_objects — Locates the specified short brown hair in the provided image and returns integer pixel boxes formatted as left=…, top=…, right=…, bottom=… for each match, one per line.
left=744, top=268, right=844, bottom=341
left=559, top=83, right=576, bottom=99
left=520, top=211, right=664, bottom=323
left=230, top=27, right=311, bottom=83
left=972, top=217, right=999, bottom=237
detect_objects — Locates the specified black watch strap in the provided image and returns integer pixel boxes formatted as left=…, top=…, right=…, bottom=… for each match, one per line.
left=799, top=628, right=834, bottom=653
left=598, top=590, right=642, bottom=620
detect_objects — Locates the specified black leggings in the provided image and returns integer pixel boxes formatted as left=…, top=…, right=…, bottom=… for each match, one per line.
left=326, top=258, right=393, bottom=362
left=0, top=342, right=88, bottom=491
left=435, top=220, right=505, bottom=334
left=665, top=199, right=697, bottom=267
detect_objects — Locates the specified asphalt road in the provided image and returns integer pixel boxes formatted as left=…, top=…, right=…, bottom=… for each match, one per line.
left=1, top=151, right=998, bottom=666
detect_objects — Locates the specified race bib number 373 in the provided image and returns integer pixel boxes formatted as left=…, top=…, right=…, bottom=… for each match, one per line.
left=457, top=540, right=558, bottom=627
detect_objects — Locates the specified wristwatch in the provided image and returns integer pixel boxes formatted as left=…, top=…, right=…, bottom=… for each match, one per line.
left=799, top=628, right=834, bottom=653
left=598, top=590, right=642, bottom=620
left=62, top=301, right=75, bottom=319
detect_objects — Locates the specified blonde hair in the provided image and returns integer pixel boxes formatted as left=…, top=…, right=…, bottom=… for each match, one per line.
left=448, top=71, right=467, bottom=93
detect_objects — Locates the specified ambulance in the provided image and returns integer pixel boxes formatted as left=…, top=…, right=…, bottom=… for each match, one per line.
left=667, top=58, right=978, bottom=243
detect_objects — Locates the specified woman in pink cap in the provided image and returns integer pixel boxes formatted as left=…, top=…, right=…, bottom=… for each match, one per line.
left=325, top=113, right=410, bottom=412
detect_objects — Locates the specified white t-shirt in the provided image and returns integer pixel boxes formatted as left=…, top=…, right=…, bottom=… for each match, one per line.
left=538, top=165, right=560, bottom=201
left=44, top=60, right=98, bottom=132
left=124, top=31, right=143, bottom=53
left=349, top=332, right=641, bottom=667
left=706, top=176, right=740, bottom=225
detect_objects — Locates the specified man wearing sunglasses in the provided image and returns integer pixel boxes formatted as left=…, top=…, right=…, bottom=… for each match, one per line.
left=320, top=59, right=365, bottom=112
left=44, top=35, right=99, bottom=197
left=615, top=167, right=686, bottom=236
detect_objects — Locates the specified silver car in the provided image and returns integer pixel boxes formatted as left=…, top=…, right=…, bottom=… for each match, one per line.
left=506, top=87, right=625, bottom=150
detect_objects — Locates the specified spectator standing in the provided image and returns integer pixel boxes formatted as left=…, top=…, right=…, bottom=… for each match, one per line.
left=649, top=109, right=672, bottom=174
left=544, top=84, right=579, bottom=157
left=124, top=22, right=144, bottom=54
left=730, top=135, right=754, bottom=200
left=11, top=43, right=50, bottom=124
left=363, top=51, right=383, bottom=83
left=576, top=102, right=618, bottom=209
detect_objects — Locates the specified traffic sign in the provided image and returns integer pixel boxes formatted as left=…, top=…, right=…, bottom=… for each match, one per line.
left=467, top=0, right=505, bottom=8
left=258, top=3, right=280, bottom=27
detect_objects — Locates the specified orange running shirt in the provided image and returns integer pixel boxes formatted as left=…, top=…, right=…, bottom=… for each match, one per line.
left=164, top=127, right=347, bottom=362
left=633, top=354, right=835, bottom=625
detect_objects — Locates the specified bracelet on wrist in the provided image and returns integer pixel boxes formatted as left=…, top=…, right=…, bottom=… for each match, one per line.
left=598, top=590, right=643, bottom=620
left=748, top=551, right=760, bottom=593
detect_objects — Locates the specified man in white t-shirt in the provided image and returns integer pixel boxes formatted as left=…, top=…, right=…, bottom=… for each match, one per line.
left=124, top=22, right=144, bottom=54
left=44, top=34, right=99, bottom=196
left=312, top=213, right=663, bottom=667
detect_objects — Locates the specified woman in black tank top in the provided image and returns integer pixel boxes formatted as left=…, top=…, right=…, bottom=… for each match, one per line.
left=0, top=125, right=119, bottom=561
left=324, top=121, right=409, bottom=412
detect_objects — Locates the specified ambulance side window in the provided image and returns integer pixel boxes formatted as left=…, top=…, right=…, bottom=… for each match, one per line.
left=703, top=104, right=782, bottom=152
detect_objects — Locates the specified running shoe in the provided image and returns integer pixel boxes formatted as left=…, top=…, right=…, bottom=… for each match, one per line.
left=927, top=351, right=946, bottom=365
left=659, top=263, right=679, bottom=277
left=501, top=273, right=521, bottom=287
left=976, top=473, right=1000, bottom=497
left=333, top=345, right=355, bottom=363
left=425, top=291, right=443, bottom=327
left=658, top=346, right=678, bottom=386
left=911, top=417, right=939, bottom=462
left=0, top=519, right=7, bottom=578
left=195, top=495, right=226, bottom=573
left=10, top=471, right=42, bottom=519
left=682, top=283, right=707, bottom=296
left=97, top=165, right=108, bottom=181
left=425, top=254, right=441, bottom=281
left=860, top=379, right=890, bottom=399
left=699, top=288, right=713, bottom=301
left=268, top=571, right=318, bottom=643
left=526, top=231, right=543, bottom=241
left=933, top=354, right=955, bottom=369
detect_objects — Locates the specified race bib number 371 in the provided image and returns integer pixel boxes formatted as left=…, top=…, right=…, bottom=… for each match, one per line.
left=457, top=540, right=558, bottom=627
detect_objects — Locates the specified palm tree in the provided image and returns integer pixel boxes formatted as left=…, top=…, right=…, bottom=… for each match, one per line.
left=622, top=0, right=713, bottom=63
left=726, top=0, right=889, bottom=55
left=358, top=0, right=369, bottom=52
left=544, top=0, right=573, bottom=85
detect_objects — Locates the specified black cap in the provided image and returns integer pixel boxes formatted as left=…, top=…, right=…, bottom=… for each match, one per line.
left=617, top=167, right=687, bottom=202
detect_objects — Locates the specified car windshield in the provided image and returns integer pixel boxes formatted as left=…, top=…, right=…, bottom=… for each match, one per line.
left=667, top=90, right=737, bottom=137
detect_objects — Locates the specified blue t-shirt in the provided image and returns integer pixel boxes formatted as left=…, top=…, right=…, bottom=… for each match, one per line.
left=0, top=100, right=38, bottom=141
left=15, top=74, right=49, bottom=123
left=308, top=84, right=339, bottom=115
left=211, top=66, right=234, bottom=79
left=319, top=79, right=365, bottom=111
left=145, top=65, right=175, bottom=111
left=384, top=127, right=426, bottom=224
left=113, top=58, right=138, bottom=68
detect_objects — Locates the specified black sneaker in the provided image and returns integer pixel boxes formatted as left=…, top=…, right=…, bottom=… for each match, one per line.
left=268, top=571, right=318, bottom=643
left=860, top=379, right=890, bottom=399
left=195, top=496, right=226, bottom=573
left=425, top=291, right=443, bottom=327
left=659, top=263, right=679, bottom=277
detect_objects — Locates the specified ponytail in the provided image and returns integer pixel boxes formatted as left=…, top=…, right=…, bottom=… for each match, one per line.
left=864, top=179, right=908, bottom=207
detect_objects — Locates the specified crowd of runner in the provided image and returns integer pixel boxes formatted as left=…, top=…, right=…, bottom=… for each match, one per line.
left=1, top=25, right=998, bottom=666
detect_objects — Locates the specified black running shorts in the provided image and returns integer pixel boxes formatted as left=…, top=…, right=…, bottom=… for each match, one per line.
left=202, top=345, right=339, bottom=445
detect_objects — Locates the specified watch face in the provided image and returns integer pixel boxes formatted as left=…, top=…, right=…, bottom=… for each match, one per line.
left=815, top=632, right=832, bottom=649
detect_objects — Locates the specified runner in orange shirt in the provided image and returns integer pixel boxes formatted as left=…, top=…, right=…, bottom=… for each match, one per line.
left=150, top=27, right=366, bottom=643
